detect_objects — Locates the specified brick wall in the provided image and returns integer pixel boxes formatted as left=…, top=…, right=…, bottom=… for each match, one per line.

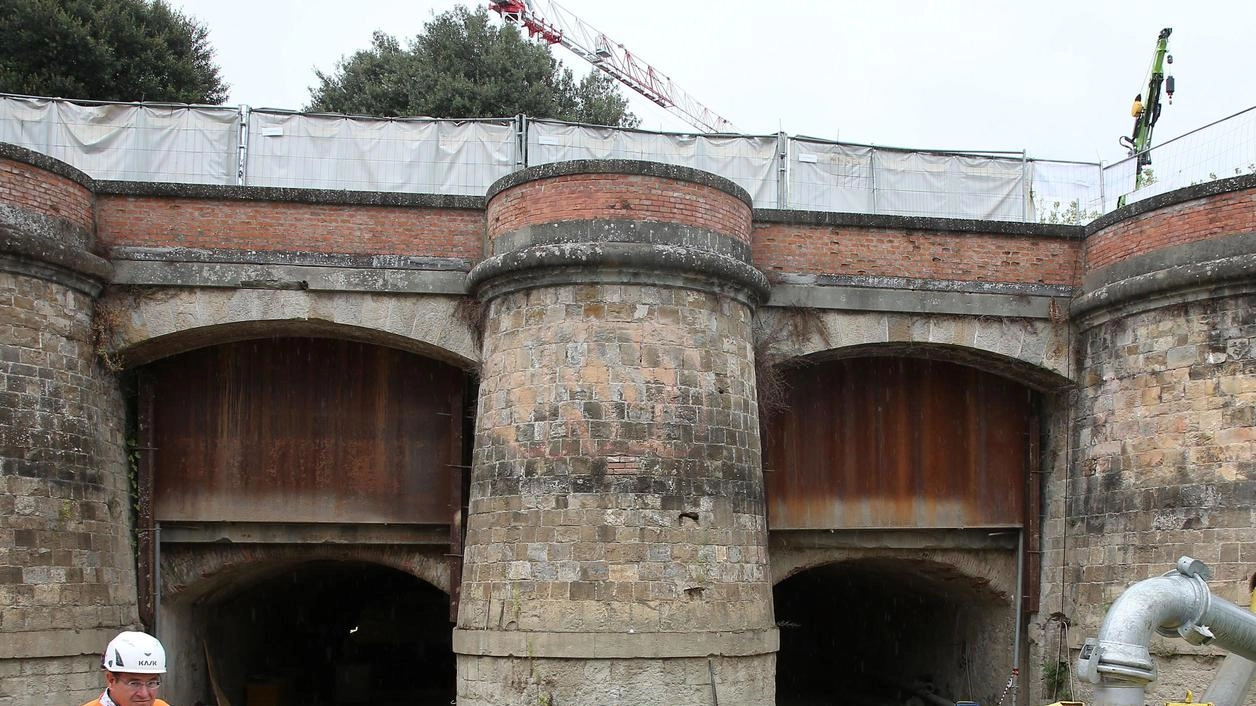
left=1086, top=188, right=1256, bottom=271
left=486, top=173, right=752, bottom=243
left=95, top=195, right=484, bottom=261
left=753, top=222, right=1083, bottom=284
left=0, top=156, right=94, bottom=233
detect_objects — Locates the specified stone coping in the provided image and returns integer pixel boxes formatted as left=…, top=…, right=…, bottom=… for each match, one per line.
left=1072, top=231, right=1256, bottom=325
left=0, top=223, right=112, bottom=286
left=466, top=242, right=771, bottom=304
left=95, top=180, right=484, bottom=209
left=486, top=159, right=752, bottom=207
left=490, top=220, right=751, bottom=262
left=110, top=245, right=470, bottom=271
left=453, top=627, right=779, bottom=659
left=754, top=208, right=1085, bottom=238
left=0, top=142, right=94, bottom=188
left=1085, top=172, right=1256, bottom=234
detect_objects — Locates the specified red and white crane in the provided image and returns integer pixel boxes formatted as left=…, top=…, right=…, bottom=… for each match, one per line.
left=488, top=0, right=737, bottom=133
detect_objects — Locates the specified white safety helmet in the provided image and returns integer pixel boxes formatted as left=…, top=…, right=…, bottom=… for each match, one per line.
left=101, top=631, right=167, bottom=674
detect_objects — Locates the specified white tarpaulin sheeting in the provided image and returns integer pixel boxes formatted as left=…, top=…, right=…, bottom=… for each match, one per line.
left=245, top=111, right=517, bottom=195
left=1029, top=160, right=1105, bottom=222
left=528, top=120, right=779, bottom=207
left=790, top=138, right=1029, bottom=220
left=789, top=141, right=875, bottom=213
left=872, top=150, right=1027, bottom=220
left=1, top=94, right=1126, bottom=221
left=0, top=95, right=238, bottom=183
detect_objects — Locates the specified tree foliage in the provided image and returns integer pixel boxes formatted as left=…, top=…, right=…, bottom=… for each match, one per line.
left=308, top=6, right=638, bottom=127
left=0, top=0, right=228, bottom=104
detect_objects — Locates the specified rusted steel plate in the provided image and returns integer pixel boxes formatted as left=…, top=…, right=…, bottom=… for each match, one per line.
left=148, top=338, right=465, bottom=525
left=764, top=357, right=1031, bottom=529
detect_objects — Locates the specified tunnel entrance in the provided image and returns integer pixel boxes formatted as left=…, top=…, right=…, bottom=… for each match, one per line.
left=190, top=561, right=453, bottom=706
left=774, top=557, right=1014, bottom=706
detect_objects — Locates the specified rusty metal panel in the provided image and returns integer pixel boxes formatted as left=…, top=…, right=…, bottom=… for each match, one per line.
left=147, top=338, right=465, bottom=525
left=764, top=357, right=1031, bottom=529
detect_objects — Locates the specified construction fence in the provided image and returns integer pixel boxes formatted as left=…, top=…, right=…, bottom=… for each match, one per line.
left=2, top=94, right=1251, bottom=223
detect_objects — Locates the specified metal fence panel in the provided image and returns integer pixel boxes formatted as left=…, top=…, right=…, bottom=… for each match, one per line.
left=0, top=95, right=238, bottom=183
left=788, top=140, right=875, bottom=213
left=789, top=137, right=1030, bottom=221
left=10, top=94, right=1246, bottom=224
left=1104, top=105, right=1256, bottom=207
left=870, top=149, right=1027, bottom=221
left=528, top=120, right=778, bottom=206
left=1029, top=160, right=1104, bottom=223
left=245, top=110, right=517, bottom=194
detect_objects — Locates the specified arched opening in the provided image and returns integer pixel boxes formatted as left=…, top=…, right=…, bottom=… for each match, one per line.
left=174, top=560, right=454, bottom=706
left=774, top=558, right=1013, bottom=706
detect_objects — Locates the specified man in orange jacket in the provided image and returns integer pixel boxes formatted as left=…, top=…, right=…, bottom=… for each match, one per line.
left=81, top=631, right=170, bottom=706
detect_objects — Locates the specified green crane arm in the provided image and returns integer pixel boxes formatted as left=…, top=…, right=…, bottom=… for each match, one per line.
left=1131, top=27, right=1173, bottom=165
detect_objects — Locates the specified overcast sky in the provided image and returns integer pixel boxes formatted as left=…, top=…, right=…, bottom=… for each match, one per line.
left=167, top=0, right=1255, bottom=163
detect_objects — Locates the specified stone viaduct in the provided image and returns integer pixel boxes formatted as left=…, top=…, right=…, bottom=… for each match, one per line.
left=2, top=139, right=1256, bottom=706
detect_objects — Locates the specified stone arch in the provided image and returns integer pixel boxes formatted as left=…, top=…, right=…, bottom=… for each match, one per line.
left=158, top=545, right=453, bottom=706
left=760, top=308, right=1074, bottom=388
left=98, top=287, right=480, bottom=369
left=770, top=546, right=1016, bottom=599
left=772, top=550, right=1019, bottom=706
left=160, top=544, right=451, bottom=602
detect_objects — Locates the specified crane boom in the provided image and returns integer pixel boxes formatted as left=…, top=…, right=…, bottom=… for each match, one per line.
left=489, top=0, right=737, bottom=133
left=1121, top=28, right=1174, bottom=169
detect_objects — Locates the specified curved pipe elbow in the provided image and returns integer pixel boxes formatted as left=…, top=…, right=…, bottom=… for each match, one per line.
left=1080, top=558, right=1256, bottom=702
left=1085, top=573, right=1209, bottom=686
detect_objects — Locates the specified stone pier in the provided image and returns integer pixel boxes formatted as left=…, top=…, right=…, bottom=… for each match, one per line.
left=455, top=161, right=777, bottom=705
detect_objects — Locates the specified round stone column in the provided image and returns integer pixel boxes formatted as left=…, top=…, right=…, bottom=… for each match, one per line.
left=1065, top=175, right=1256, bottom=704
left=457, top=161, right=776, bottom=705
left=1, top=144, right=130, bottom=705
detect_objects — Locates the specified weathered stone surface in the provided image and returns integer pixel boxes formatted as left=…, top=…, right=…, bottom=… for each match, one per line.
left=98, top=287, right=479, bottom=368
left=458, top=279, right=776, bottom=702
left=0, top=270, right=134, bottom=706
left=1061, top=292, right=1256, bottom=706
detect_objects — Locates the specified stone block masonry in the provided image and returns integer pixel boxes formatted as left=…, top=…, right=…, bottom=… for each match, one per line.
left=0, top=270, right=135, bottom=705
left=1, top=144, right=135, bottom=706
left=457, top=161, right=776, bottom=705
left=4, top=132, right=1256, bottom=706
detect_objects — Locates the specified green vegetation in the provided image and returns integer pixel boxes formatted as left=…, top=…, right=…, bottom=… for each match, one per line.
left=307, top=6, right=638, bottom=127
left=1038, top=198, right=1102, bottom=225
left=0, top=0, right=227, bottom=103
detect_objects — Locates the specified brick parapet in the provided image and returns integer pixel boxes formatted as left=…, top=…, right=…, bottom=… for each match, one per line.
left=0, top=157, right=95, bottom=238
left=486, top=162, right=752, bottom=249
left=1084, top=175, right=1256, bottom=271
left=94, top=193, right=484, bottom=263
left=1, top=148, right=108, bottom=291
left=752, top=219, right=1083, bottom=285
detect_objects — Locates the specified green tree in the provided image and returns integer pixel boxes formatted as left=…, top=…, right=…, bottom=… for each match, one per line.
left=308, top=6, right=638, bottom=127
left=0, top=0, right=228, bottom=104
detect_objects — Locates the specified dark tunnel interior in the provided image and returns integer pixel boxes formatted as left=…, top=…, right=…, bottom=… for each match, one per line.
left=203, top=561, right=453, bottom=706
left=773, top=558, right=1012, bottom=706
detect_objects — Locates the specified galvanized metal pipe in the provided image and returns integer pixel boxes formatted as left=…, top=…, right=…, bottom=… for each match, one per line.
left=154, top=523, right=161, bottom=637
left=1011, top=528, right=1024, bottom=699
left=1203, top=576, right=1256, bottom=706
left=1080, top=558, right=1256, bottom=706
left=1202, top=655, right=1256, bottom=706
